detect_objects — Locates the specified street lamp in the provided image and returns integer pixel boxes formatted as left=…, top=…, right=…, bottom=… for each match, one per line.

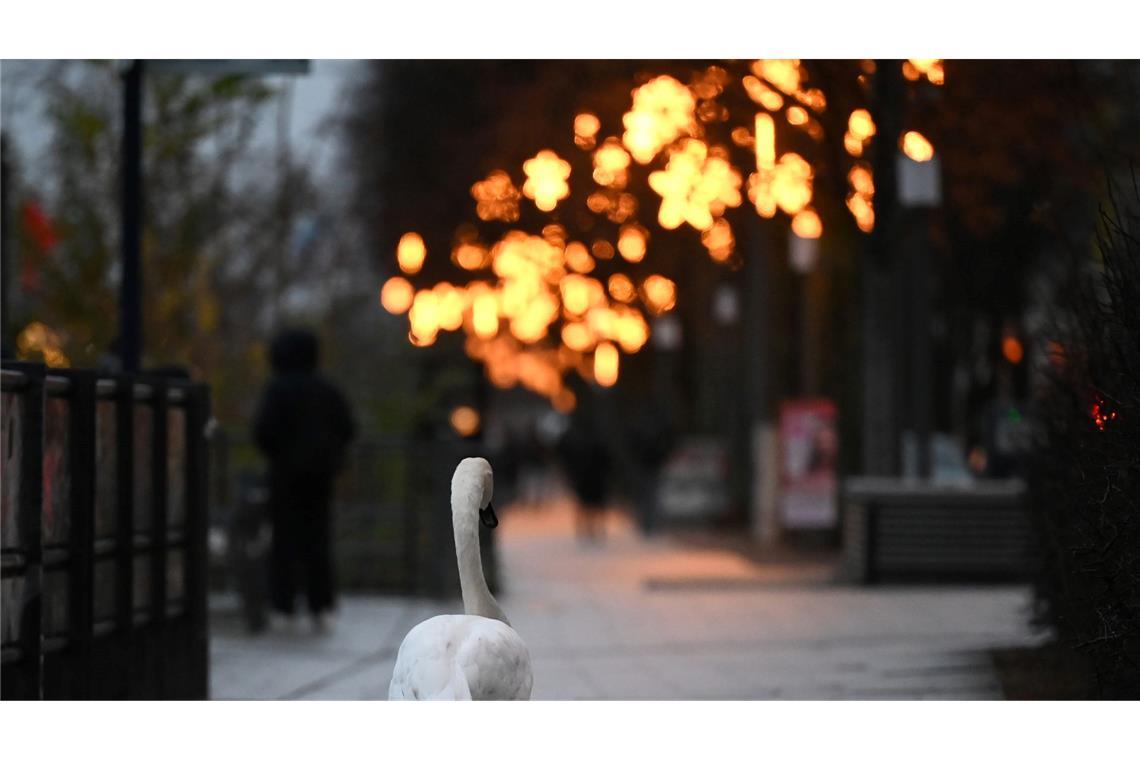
left=896, top=138, right=942, bottom=478
left=117, top=59, right=310, bottom=372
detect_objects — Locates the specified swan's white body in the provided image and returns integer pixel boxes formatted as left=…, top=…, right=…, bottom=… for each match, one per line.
left=388, top=458, right=532, bottom=700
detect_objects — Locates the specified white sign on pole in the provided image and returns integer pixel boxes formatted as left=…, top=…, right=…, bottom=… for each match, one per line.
left=897, top=153, right=942, bottom=208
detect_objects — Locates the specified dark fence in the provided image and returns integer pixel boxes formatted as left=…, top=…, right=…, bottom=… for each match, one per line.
left=1, top=362, right=210, bottom=699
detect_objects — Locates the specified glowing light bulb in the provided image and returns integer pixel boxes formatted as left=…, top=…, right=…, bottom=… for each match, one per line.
left=607, top=273, right=637, bottom=303
left=562, top=322, right=595, bottom=352
left=906, top=59, right=945, bottom=85
left=791, top=208, right=822, bottom=239
left=846, top=163, right=876, bottom=232
left=522, top=150, right=572, bottom=211
left=614, top=309, right=650, bottom=353
left=743, top=76, right=784, bottom=111
left=621, top=75, right=696, bottom=164
left=755, top=113, right=775, bottom=169
left=397, top=232, right=426, bottom=275
left=641, top=275, right=677, bottom=315
left=901, top=131, right=935, bottom=162
left=649, top=139, right=741, bottom=232
left=700, top=218, right=734, bottom=262
left=473, top=292, right=499, bottom=339
left=1002, top=335, right=1024, bottom=364
left=380, top=276, right=414, bottom=314
left=574, top=112, right=600, bottom=149
left=408, top=289, right=440, bottom=344
left=848, top=109, right=876, bottom=141
left=450, top=406, right=481, bottom=437
left=594, top=342, right=619, bottom=387
left=561, top=275, right=593, bottom=316
left=617, top=224, right=648, bottom=262
left=593, top=138, right=632, bottom=188
left=471, top=171, right=521, bottom=222
left=452, top=242, right=488, bottom=270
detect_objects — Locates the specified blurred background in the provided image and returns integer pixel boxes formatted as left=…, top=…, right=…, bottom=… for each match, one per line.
left=2, top=59, right=1138, bottom=700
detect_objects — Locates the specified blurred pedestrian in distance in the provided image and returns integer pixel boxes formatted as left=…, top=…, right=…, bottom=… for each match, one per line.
left=517, top=421, right=547, bottom=508
left=557, top=388, right=611, bottom=543
left=627, top=394, right=675, bottom=535
left=485, top=418, right=521, bottom=509
left=981, top=366, right=1029, bottom=478
left=253, top=328, right=356, bottom=633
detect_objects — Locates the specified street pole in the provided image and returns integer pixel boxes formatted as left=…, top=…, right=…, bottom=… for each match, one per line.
left=860, top=59, right=904, bottom=477
left=745, top=218, right=779, bottom=545
left=120, top=60, right=144, bottom=373
left=114, top=61, right=308, bottom=371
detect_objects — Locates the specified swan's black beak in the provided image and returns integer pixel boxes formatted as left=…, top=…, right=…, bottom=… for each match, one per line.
left=479, top=503, right=498, bottom=529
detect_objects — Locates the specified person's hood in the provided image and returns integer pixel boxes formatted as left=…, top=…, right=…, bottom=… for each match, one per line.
left=269, top=329, right=319, bottom=373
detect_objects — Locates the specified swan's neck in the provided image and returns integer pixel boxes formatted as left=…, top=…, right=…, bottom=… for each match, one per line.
left=453, top=492, right=509, bottom=625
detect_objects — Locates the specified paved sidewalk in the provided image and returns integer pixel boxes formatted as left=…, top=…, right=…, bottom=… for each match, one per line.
left=210, top=499, right=1043, bottom=699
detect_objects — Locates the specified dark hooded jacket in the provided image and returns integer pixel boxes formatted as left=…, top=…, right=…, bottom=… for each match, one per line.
left=252, top=330, right=356, bottom=478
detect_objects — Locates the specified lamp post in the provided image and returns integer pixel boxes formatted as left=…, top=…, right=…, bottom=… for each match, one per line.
left=861, top=59, right=904, bottom=477
left=789, top=225, right=821, bottom=396
left=897, top=148, right=942, bottom=478
left=117, top=59, right=310, bottom=372
left=743, top=217, right=780, bottom=545
left=120, top=61, right=143, bottom=372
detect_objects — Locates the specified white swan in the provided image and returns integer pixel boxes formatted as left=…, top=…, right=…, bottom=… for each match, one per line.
left=388, top=457, right=533, bottom=700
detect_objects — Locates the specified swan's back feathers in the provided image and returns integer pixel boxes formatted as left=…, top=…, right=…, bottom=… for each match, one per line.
left=389, top=614, right=532, bottom=700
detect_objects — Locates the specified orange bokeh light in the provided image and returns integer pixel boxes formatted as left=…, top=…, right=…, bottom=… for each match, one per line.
left=522, top=150, right=572, bottom=211
left=471, top=171, right=521, bottom=222
left=397, top=232, right=426, bottom=275
left=641, top=274, right=677, bottom=315
left=574, top=112, right=600, bottom=149
left=622, top=75, right=696, bottom=165
left=791, top=208, right=822, bottom=239
left=449, top=405, right=481, bottom=437
left=594, top=342, right=619, bottom=387
left=901, top=131, right=935, bottom=162
left=1002, top=335, right=1024, bottom=365
left=617, top=224, right=648, bottom=262
left=380, top=276, right=414, bottom=315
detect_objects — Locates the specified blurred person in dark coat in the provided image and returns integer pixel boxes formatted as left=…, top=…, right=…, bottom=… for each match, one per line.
left=253, top=328, right=356, bottom=632
left=557, top=385, right=611, bottom=543
left=627, top=394, right=675, bottom=535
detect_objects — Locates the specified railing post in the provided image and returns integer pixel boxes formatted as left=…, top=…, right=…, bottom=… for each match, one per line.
left=184, top=383, right=211, bottom=699
left=151, top=379, right=169, bottom=696
left=1, top=362, right=44, bottom=699
left=73, top=371, right=96, bottom=698
left=40, top=370, right=97, bottom=699
left=89, top=375, right=131, bottom=697
left=120, top=375, right=141, bottom=694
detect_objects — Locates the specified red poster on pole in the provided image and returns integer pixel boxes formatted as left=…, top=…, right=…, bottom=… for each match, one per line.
left=778, top=398, right=839, bottom=529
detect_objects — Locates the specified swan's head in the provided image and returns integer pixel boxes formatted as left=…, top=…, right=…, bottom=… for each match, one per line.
left=451, top=457, right=498, bottom=529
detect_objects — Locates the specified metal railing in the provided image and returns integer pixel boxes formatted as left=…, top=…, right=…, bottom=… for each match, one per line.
left=1, top=362, right=210, bottom=699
